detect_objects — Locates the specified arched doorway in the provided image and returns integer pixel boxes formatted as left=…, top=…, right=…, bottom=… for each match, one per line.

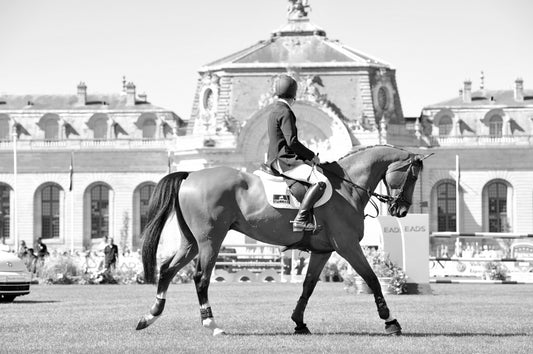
left=238, top=101, right=352, bottom=171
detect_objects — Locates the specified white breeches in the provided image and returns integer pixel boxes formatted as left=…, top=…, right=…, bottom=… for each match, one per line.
left=281, top=163, right=327, bottom=184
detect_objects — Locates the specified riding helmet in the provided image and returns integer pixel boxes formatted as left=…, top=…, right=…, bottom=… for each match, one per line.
left=275, top=75, right=298, bottom=99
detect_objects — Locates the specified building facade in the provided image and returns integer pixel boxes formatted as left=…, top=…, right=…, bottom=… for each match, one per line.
left=171, top=1, right=533, bottom=253
left=1, top=1, right=532, bottom=255
left=170, top=1, right=416, bottom=173
left=0, top=79, right=185, bottom=252
left=410, top=75, right=533, bottom=252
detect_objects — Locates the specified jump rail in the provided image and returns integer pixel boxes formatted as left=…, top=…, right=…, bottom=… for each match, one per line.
left=431, top=232, right=533, bottom=239
left=430, top=279, right=533, bottom=284
left=430, top=257, right=533, bottom=262
left=213, top=243, right=285, bottom=282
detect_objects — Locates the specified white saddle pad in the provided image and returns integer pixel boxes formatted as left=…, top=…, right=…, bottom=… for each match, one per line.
left=253, top=170, right=333, bottom=210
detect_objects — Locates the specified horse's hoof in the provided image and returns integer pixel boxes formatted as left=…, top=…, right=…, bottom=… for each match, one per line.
left=385, top=319, right=402, bottom=335
left=213, top=328, right=226, bottom=336
left=294, top=325, right=311, bottom=335
left=136, top=318, right=149, bottom=331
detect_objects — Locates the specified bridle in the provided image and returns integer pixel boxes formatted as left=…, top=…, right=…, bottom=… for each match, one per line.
left=319, top=156, right=422, bottom=218
left=383, top=158, right=421, bottom=210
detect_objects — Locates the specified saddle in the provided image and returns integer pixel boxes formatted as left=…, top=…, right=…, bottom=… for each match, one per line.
left=253, top=164, right=333, bottom=210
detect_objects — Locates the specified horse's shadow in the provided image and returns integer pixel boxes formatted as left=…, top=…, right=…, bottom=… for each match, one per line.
left=229, top=331, right=529, bottom=337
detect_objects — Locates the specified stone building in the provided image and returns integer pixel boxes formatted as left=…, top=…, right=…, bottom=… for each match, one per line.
left=172, top=1, right=533, bottom=256
left=0, top=79, right=185, bottom=252
left=413, top=73, right=533, bottom=242
left=171, top=1, right=416, bottom=172
left=1, top=1, right=532, bottom=257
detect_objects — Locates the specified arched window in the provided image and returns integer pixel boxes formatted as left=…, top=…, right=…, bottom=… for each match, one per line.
left=0, top=118, right=10, bottom=141
left=139, top=184, right=155, bottom=232
left=41, top=185, right=60, bottom=239
left=142, top=119, right=156, bottom=139
left=377, top=87, right=388, bottom=110
left=487, top=181, right=507, bottom=232
left=93, top=118, right=108, bottom=140
left=438, top=116, right=453, bottom=136
left=436, top=182, right=456, bottom=231
left=203, top=88, right=214, bottom=112
left=90, top=185, right=109, bottom=239
left=0, top=185, right=10, bottom=241
left=489, top=115, right=502, bottom=137
left=44, top=119, right=59, bottom=140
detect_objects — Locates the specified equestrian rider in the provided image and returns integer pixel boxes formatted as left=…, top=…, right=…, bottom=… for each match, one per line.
left=266, top=74, right=327, bottom=233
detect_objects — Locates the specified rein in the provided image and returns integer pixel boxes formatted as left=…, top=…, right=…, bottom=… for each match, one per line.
left=319, top=158, right=418, bottom=218
left=318, top=164, right=393, bottom=218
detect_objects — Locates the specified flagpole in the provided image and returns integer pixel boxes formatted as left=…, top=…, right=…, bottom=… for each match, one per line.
left=455, top=155, right=460, bottom=233
left=70, top=152, right=74, bottom=253
left=12, top=127, right=18, bottom=251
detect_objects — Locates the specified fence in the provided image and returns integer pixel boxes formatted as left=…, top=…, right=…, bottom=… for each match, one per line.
left=429, top=232, right=533, bottom=284
left=212, top=244, right=285, bottom=283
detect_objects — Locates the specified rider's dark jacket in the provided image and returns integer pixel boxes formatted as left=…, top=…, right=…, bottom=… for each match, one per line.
left=266, top=100, right=315, bottom=173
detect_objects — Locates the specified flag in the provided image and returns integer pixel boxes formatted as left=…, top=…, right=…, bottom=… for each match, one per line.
left=455, top=154, right=460, bottom=233
left=69, top=152, right=74, bottom=192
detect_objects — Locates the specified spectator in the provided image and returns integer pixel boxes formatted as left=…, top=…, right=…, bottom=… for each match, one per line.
left=36, top=238, right=49, bottom=261
left=18, top=240, right=28, bottom=258
left=25, top=248, right=37, bottom=273
left=104, top=237, right=119, bottom=271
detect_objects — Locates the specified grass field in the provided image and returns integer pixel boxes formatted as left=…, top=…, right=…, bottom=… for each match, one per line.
left=1, top=282, right=532, bottom=353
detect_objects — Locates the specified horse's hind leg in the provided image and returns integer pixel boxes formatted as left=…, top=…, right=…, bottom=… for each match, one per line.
left=336, top=242, right=402, bottom=335
left=136, top=240, right=198, bottom=330
left=193, top=237, right=225, bottom=336
left=291, top=252, right=331, bottom=334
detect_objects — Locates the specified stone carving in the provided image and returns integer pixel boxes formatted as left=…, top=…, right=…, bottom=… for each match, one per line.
left=288, top=0, right=310, bottom=20
left=197, top=72, right=220, bottom=135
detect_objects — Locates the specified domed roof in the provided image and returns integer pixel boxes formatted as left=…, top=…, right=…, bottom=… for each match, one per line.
left=200, top=2, right=390, bottom=72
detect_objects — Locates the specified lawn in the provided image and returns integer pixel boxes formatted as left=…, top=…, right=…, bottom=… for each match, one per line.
left=1, top=282, right=532, bottom=353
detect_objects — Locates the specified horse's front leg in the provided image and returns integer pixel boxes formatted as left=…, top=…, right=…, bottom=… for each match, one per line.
left=291, top=251, right=332, bottom=334
left=335, top=242, right=402, bottom=335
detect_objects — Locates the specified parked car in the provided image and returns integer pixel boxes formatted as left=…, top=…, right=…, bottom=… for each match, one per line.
left=0, top=251, right=31, bottom=302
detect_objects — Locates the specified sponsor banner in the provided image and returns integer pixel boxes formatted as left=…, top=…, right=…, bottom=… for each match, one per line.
left=364, top=214, right=429, bottom=285
left=398, top=214, right=429, bottom=284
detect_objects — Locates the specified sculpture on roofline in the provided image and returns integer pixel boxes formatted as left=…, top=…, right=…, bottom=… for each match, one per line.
left=288, top=0, right=310, bottom=20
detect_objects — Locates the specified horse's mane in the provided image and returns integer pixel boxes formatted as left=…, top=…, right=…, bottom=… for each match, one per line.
left=338, top=144, right=411, bottom=161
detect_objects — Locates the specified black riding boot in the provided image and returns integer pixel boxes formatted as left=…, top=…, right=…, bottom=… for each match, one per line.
left=291, top=182, right=326, bottom=232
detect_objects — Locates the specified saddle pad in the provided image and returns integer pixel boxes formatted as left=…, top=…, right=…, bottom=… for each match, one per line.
left=253, top=170, right=332, bottom=210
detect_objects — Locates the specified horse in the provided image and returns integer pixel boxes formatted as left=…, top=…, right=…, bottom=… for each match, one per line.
left=135, top=145, right=429, bottom=336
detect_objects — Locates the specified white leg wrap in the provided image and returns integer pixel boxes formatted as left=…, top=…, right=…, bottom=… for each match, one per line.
left=202, top=318, right=225, bottom=336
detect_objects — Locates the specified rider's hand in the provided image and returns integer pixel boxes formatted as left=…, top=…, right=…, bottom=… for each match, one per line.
left=311, top=155, right=321, bottom=165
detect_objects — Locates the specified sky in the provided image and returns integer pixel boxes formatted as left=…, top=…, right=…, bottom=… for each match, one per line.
left=1, top=0, right=532, bottom=119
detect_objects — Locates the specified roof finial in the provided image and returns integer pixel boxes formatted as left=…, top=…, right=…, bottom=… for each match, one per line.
left=288, top=0, right=310, bottom=20
left=480, top=70, right=485, bottom=90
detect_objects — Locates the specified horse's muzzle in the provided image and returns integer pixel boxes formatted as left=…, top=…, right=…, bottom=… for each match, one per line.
left=388, top=202, right=409, bottom=218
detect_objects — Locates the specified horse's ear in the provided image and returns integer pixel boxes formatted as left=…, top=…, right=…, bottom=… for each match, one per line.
left=417, top=153, right=434, bottom=161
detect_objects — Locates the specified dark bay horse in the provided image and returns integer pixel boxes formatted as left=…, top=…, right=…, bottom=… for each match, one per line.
left=136, top=145, right=428, bottom=335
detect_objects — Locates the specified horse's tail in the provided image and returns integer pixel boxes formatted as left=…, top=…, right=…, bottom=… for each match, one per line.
left=141, top=171, right=189, bottom=284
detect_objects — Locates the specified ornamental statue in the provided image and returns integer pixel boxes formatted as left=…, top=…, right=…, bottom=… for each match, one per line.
left=288, top=0, right=310, bottom=20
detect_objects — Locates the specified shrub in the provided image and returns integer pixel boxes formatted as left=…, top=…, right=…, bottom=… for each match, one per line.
left=483, top=262, right=508, bottom=280
left=338, top=247, right=407, bottom=295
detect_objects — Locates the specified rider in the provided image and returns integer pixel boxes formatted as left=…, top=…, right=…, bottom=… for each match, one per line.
left=266, top=74, right=326, bottom=233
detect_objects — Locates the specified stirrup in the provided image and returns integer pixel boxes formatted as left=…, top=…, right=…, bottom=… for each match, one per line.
left=291, top=218, right=322, bottom=233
